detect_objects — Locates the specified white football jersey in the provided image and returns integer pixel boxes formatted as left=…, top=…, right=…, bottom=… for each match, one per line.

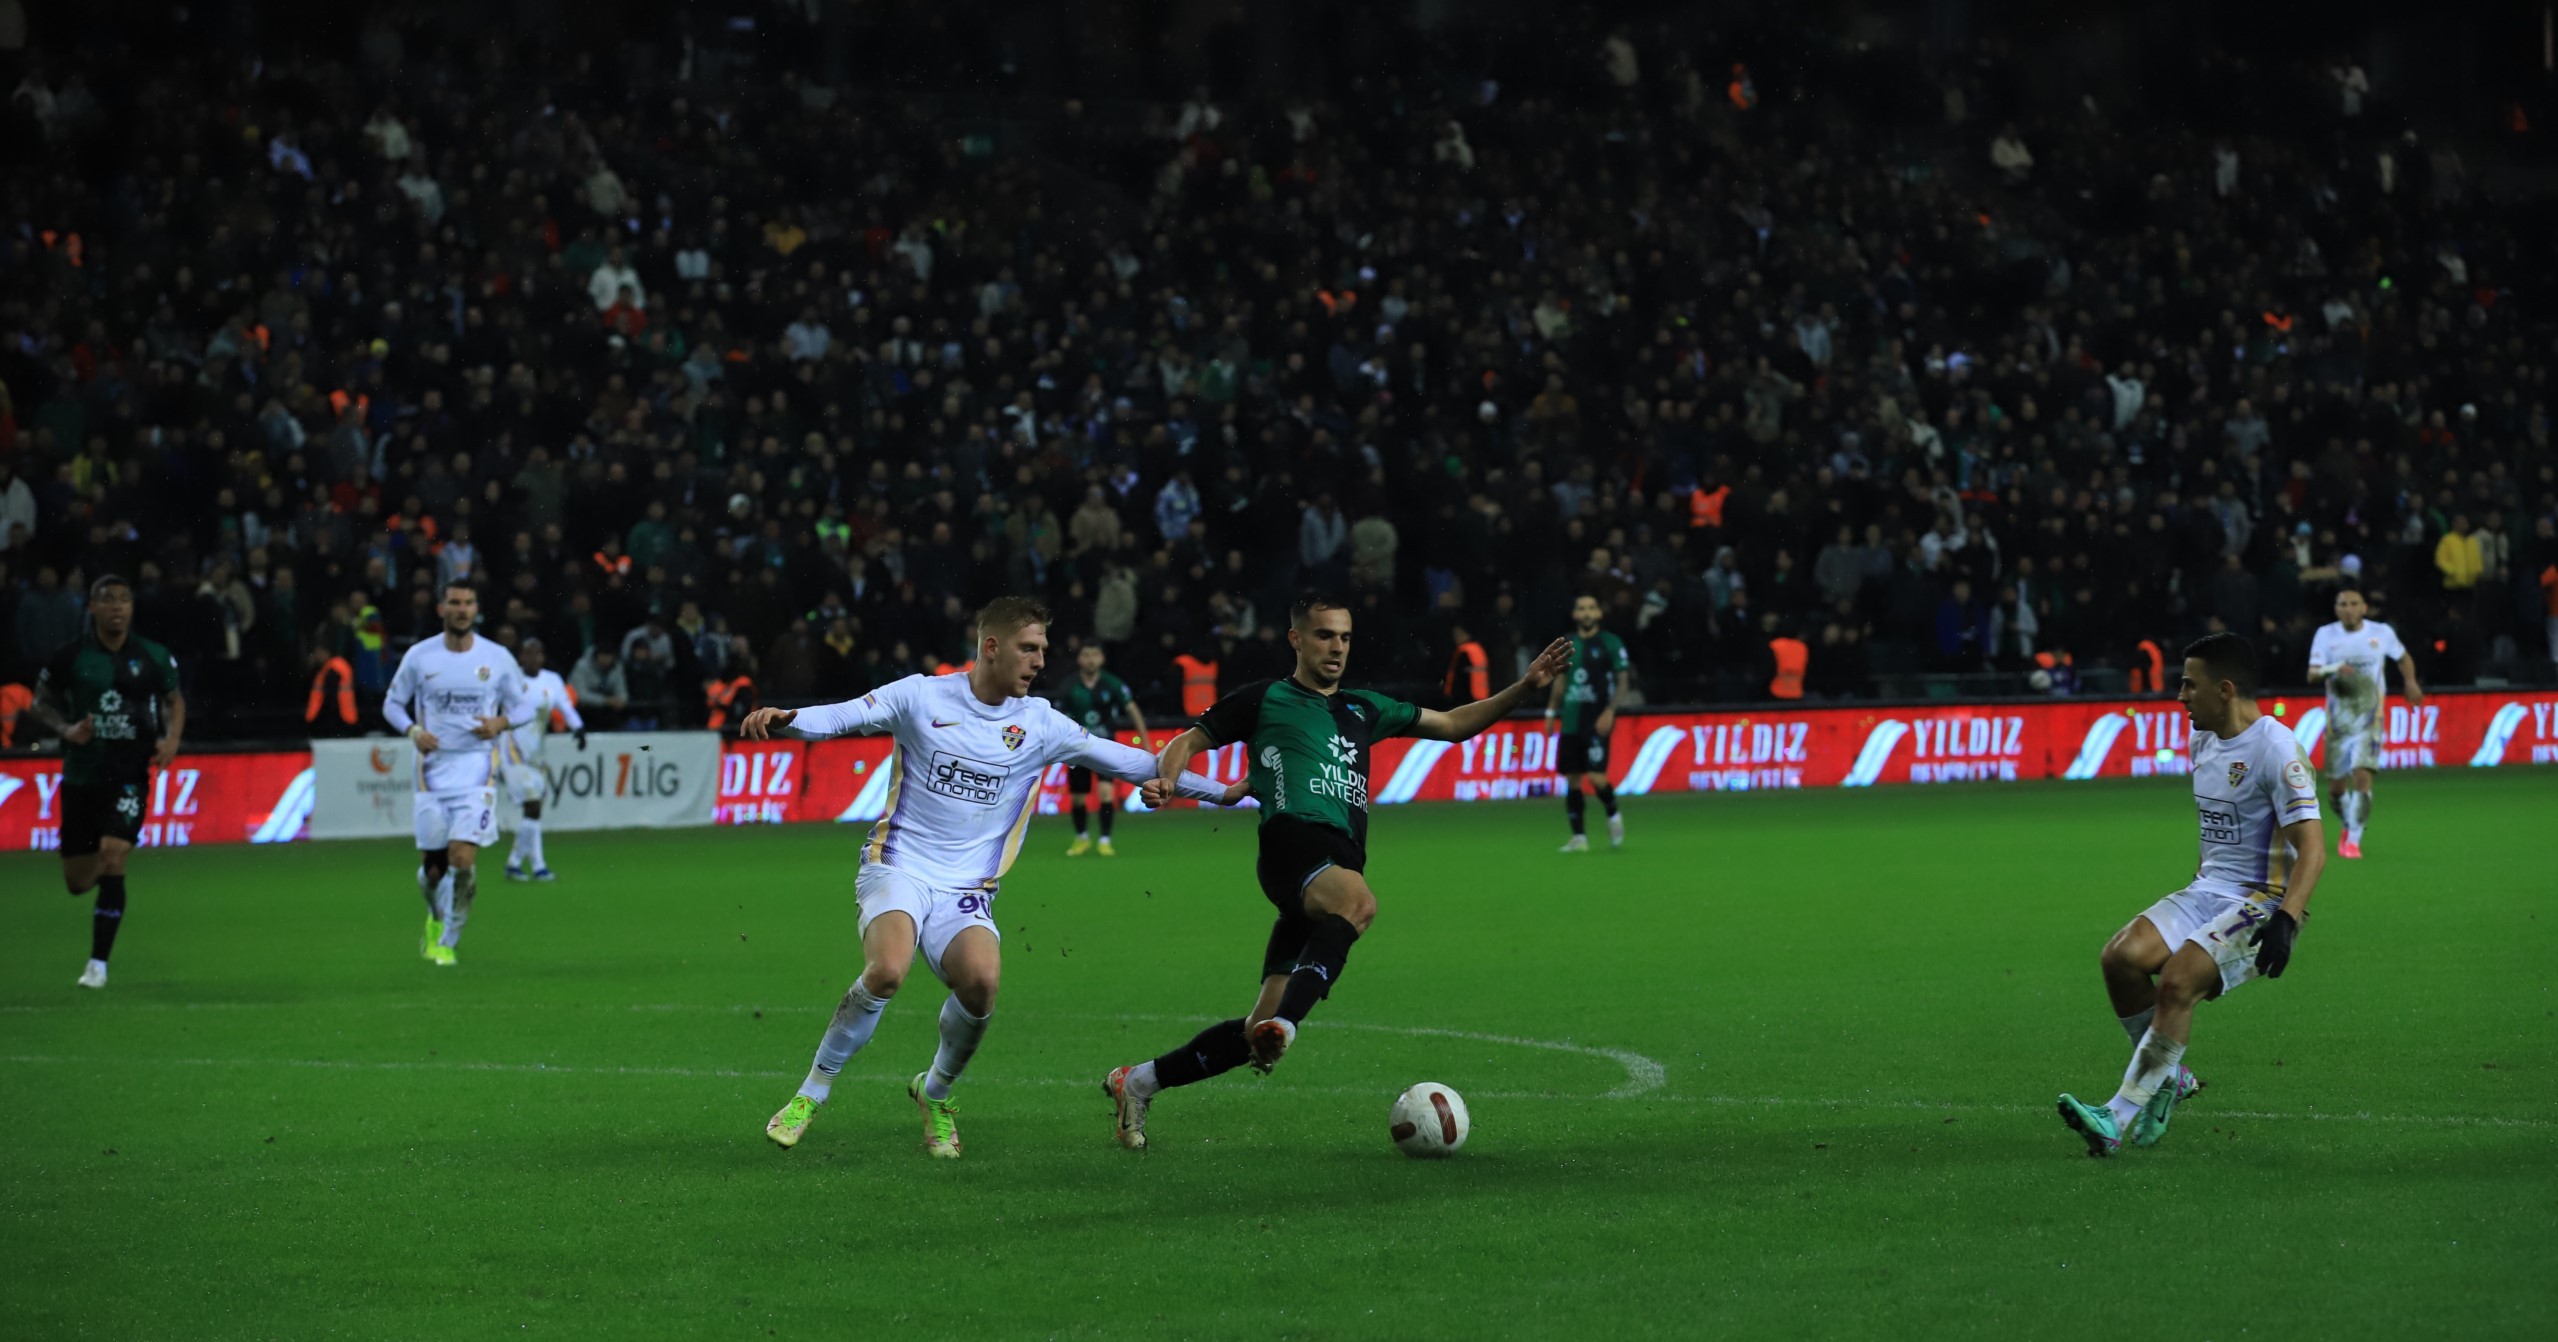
left=2309, top=620, right=2404, bottom=720
left=506, top=667, right=585, bottom=759
left=789, top=673, right=1225, bottom=890
left=383, top=634, right=530, bottom=794
left=2187, top=715, right=2321, bottom=898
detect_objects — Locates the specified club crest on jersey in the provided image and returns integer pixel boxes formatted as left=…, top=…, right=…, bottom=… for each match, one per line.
left=2227, top=760, right=2250, bottom=788
left=476, top=664, right=492, bottom=680
left=1001, top=724, right=1026, bottom=751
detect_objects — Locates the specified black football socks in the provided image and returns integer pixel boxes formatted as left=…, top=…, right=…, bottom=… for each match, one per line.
left=91, top=875, right=127, bottom=962
left=1150, top=1018, right=1251, bottom=1088
left=1275, top=914, right=1360, bottom=1025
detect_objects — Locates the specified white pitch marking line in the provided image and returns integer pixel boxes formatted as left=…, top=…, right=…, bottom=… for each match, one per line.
left=1, top=1054, right=2547, bottom=1130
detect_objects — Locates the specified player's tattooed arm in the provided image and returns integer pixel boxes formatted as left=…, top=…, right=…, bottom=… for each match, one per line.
left=154, top=688, right=187, bottom=770
left=31, top=681, right=91, bottom=743
left=1419, top=638, right=1572, bottom=742
left=1152, top=726, right=1210, bottom=787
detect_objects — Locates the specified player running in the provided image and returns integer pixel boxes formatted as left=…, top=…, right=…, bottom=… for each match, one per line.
left=31, top=576, right=184, bottom=989
left=1102, top=595, right=1570, bottom=1150
left=2307, top=589, right=2424, bottom=859
left=500, top=637, right=586, bottom=882
left=1051, top=643, right=1149, bottom=857
left=1547, top=594, right=1630, bottom=852
left=382, top=582, right=531, bottom=967
left=745, top=597, right=1243, bottom=1159
left=2057, top=633, right=2325, bottom=1157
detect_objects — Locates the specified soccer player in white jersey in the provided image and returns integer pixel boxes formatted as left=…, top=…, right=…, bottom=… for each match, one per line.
left=2057, top=634, right=2326, bottom=1156
left=381, top=582, right=532, bottom=967
left=501, top=637, right=586, bottom=882
left=744, top=597, right=1245, bottom=1159
left=2307, top=588, right=2424, bottom=859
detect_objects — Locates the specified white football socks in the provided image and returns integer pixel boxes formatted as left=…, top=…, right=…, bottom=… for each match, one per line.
left=799, top=980, right=892, bottom=1103
left=2106, top=1027, right=2187, bottom=1128
left=1124, top=1060, right=1161, bottom=1100
left=517, top=819, right=544, bottom=870
left=923, top=996, right=991, bottom=1101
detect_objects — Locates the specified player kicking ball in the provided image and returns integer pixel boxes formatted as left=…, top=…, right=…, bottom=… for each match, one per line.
left=2307, top=588, right=2423, bottom=860
left=1052, top=643, right=1148, bottom=857
left=32, top=576, right=185, bottom=989
left=745, top=597, right=1243, bottom=1159
left=501, top=638, right=586, bottom=882
left=382, top=582, right=531, bottom=967
left=1547, top=594, right=1630, bottom=852
left=2057, top=633, right=2325, bottom=1157
left=1102, top=595, right=1570, bottom=1150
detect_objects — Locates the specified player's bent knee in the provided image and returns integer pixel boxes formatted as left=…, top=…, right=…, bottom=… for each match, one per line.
left=953, top=977, right=999, bottom=1015
left=2158, top=959, right=2218, bottom=1008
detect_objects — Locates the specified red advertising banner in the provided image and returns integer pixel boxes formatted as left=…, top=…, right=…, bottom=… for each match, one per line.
left=3, top=691, right=2545, bottom=852
left=0, top=752, right=316, bottom=853
left=715, top=736, right=897, bottom=826
left=1351, top=689, right=2558, bottom=802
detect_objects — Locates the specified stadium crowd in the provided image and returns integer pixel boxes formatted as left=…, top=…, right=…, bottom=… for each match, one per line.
left=3, top=9, right=2555, bottom=740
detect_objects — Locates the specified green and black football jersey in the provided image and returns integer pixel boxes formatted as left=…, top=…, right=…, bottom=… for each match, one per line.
left=38, top=632, right=181, bottom=785
left=1557, top=630, right=1630, bottom=733
left=1052, top=671, right=1135, bottom=734
left=1194, top=677, right=1422, bottom=848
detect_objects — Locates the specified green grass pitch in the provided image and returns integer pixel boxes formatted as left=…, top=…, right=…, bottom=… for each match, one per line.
left=4, top=772, right=2554, bottom=1338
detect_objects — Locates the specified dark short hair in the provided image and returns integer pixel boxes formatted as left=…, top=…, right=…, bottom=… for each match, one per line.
left=2183, top=632, right=2261, bottom=695
left=89, top=574, right=132, bottom=601
left=975, top=595, right=1053, bottom=641
left=1290, top=593, right=1351, bottom=630
left=441, top=579, right=478, bottom=597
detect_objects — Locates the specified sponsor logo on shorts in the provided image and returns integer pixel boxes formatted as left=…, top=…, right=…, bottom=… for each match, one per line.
left=926, top=751, right=1009, bottom=806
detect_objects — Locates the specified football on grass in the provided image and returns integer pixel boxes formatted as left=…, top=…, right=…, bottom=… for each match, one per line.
left=1389, top=1082, right=1470, bottom=1158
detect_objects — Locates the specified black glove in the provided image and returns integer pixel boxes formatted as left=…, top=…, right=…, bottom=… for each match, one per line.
left=573, top=727, right=589, bottom=750
left=2249, top=908, right=2300, bottom=979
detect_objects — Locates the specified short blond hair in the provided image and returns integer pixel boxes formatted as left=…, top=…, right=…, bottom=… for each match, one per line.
left=975, top=596, right=1053, bottom=643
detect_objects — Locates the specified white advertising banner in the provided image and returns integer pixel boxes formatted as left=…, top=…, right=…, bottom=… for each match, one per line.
left=503, top=731, right=719, bottom=832
left=309, top=738, right=420, bottom=839
left=311, top=732, right=719, bottom=840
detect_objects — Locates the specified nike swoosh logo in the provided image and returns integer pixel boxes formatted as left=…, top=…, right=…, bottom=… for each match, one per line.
left=930, top=719, right=960, bottom=729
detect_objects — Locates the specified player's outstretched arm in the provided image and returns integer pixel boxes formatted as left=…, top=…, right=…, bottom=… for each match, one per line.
left=750, top=679, right=909, bottom=740
left=1069, top=726, right=1230, bottom=804
left=1152, top=726, right=1209, bottom=786
left=1416, top=638, right=1572, bottom=742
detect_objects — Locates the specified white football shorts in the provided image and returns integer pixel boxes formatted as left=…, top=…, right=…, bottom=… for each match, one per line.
left=500, top=738, right=549, bottom=804
left=2138, top=884, right=2288, bottom=996
left=855, top=862, right=999, bottom=982
left=415, top=787, right=500, bottom=852
left=2324, top=710, right=2380, bottom=779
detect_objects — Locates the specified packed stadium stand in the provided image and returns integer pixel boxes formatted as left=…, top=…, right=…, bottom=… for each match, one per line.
left=3, top=1, right=2553, bottom=739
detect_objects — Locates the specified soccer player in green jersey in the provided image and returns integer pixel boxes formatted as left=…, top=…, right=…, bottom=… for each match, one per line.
left=1545, top=594, right=1631, bottom=852
left=31, top=576, right=186, bottom=990
left=1102, top=595, right=1569, bottom=1149
left=1051, top=644, right=1149, bottom=856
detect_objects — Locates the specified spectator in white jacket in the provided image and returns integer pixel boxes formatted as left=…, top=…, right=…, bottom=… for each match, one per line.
left=1990, top=125, right=2034, bottom=183
left=588, top=246, right=643, bottom=312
